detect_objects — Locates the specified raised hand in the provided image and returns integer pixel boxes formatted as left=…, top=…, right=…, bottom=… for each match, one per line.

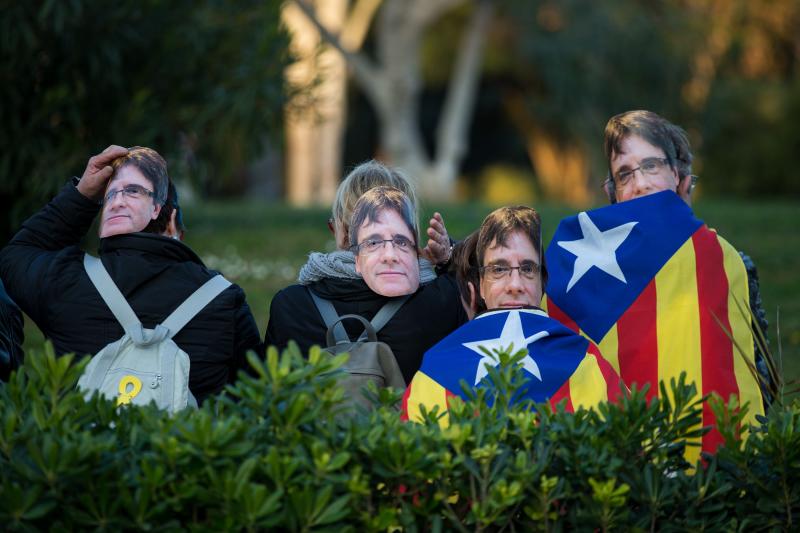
left=76, top=145, right=129, bottom=202
left=421, top=211, right=452, bottom=265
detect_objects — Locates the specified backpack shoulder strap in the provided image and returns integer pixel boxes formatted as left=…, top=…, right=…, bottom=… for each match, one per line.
left=308, top=288, right=349, bottom=344
left=357, top=295, right=409, bottom=341
left=160, top=275, right=232, bottom=338
left=83, top=253, right=142, bottom=339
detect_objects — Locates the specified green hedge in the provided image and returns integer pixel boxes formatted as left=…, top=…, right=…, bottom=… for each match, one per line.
left=1, top=344, right=798, bottom=531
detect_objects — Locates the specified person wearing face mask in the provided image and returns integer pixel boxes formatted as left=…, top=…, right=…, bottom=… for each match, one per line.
left=601, top=110, right=696, bottom=206
left=0, top=145, right=261, bottom=404
left=293, top=159, right=452, bottom=288
left=402, top=206, right=623, bottom=424
left=601, top=110, right=772, bottom=402
left=602, top=111, right=767, bottom=333
left=266, top=185, right=467, bottom=385
left=542, top=111, right=769, bottom=461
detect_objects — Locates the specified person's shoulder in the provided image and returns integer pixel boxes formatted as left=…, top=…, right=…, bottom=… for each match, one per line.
left=418, top=272, right=459, bottom=295
left=737, top=250, right=757, bottom=270
left=36, top=245, right=85, bottom=287
left=407, top=273, right=464, bottom=321
left=269, top=283, right=311, bottom=310
left=274, top=283, right=309, bottom=298
left=702, top=225, right=739, bottom=252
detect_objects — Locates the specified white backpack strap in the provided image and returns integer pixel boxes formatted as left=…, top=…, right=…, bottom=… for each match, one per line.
left=356, top=295, right=409, bottom=341
left=308, top=288, right=348, bottom=344
left=160, top=275, right=231, bottom=338
left=369, top=295, right=409, bottom=333
left=83, top=254, right=143, bottom=340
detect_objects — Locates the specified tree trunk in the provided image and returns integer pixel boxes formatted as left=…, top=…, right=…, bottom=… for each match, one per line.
left=292, top=0, right=490, bottom=201
left=283, top=0, right=348, bottom=206
left=432, top=0, right=494, bottom=199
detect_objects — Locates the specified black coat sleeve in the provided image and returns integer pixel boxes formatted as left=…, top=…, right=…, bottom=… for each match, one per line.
left=740, top=251, right=773, bottom=406
left=264, top=289, right=287, bottom=351
left=264, top=286, right=320, bottom=355
left=231, top=287, right=263, bottom=377
left=437, top=272, right=469, bottom=327
left=0, top=183, right=99, bottom=324
left=0, top=280, right=24, bottom=381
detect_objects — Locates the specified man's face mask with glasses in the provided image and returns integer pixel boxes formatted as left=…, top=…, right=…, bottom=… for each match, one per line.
left=478, top=231, right=543, bottom=310
left=353, top=208, right=421, bottom=297
left=612, top=157, right=670, bottom=188
left=100, top=166, right=161, bottom=238
left=606, top=135, right=690, bottom=204
left=353, top=235, right=416, bottom=256
left=479, top=263, right=540, bottom=282
left=103, top=184, right=155, bottom=204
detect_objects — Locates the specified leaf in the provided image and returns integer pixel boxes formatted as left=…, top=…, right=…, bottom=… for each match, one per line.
left=314, top=494, right=352, bottom=526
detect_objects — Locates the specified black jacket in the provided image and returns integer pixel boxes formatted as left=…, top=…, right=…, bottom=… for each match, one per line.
left=740, top=251, right=773, bottom=406
left=266, top=276, right=468, bottom=384
left=0, top=183, right=262, bottom=403
left=0, top=279, right=24, bottom=381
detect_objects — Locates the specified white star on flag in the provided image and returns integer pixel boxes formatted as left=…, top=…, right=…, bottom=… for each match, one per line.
left=557, top=211, right=637, bottom=292
left=462, top=310, right=549, bottom=385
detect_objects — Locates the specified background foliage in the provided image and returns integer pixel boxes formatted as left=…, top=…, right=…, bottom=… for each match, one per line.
left=355, top=0, right=800, bottom=199
left=0, top=0, right=288, bottom=241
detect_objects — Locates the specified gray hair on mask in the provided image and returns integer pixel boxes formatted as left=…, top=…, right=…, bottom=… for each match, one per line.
left=348, top=186, right=419, bottom=250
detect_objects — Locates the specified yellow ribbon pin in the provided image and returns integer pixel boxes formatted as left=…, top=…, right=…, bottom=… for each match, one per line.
left=117, top=375, right=143, bottom=406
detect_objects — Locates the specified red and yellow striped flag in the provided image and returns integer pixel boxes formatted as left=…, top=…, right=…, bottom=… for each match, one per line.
left=544, top=191, right=763, bottom=463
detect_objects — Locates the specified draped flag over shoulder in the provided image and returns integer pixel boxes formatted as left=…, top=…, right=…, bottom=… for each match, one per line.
left=401, top=308, right=623, bottom=426
left=544, top=190, right=764, bottom=462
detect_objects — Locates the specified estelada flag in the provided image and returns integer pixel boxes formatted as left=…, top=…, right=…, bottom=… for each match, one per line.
left=401, top=308, right=623, bottom=426
left=544, top=191, right=764, bottom=462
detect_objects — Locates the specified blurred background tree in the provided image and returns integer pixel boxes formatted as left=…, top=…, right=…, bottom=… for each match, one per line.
left=3, top=0, right=797, bottom=228
left=327, top=0, right=799, bottom=204
left=282, top=0, right=379, bottom=206
left=0, top=0, right=288, bottom=242
left=698, top=0, right=800, bottom=196
left=489, top=0, right=697, bottom=204
left=291, top=0, right=493, bottom=200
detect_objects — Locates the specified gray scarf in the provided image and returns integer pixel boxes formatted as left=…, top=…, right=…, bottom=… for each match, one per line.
left=297, top=250, right=437, bottom=285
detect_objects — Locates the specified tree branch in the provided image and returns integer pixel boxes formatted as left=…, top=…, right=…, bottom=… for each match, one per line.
left=341, top=0, right=382, bottom=50
left=412, top=0, right=465, bottom=28
left=291, top=0, right=382, bottom=97
left=434, top=0, right=493, bottom=179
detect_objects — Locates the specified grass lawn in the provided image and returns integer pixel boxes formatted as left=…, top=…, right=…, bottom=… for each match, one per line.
left=21, top=196, right=800, bottom=394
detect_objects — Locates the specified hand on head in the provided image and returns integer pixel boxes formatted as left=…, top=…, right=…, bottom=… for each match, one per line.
left=77, top=145, right=129, bottom=202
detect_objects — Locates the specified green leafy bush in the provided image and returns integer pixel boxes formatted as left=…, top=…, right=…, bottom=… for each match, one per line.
left=1, top=343, right=798, bottom=531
